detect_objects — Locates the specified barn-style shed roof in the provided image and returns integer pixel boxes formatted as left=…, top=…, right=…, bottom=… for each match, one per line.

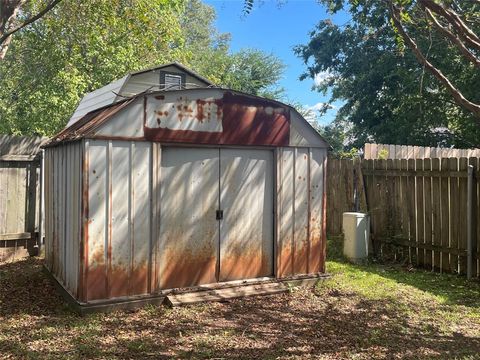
left=67, top=62, right=214, bottom=127
left=47, top=88, right=329, bottom=149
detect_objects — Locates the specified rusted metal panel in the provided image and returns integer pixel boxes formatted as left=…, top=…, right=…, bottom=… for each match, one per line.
left=277, top=148, right=294, bottom=277
left=293, top=148, right=309, bottom=274
left=276, top=147, right=327, bottom=278
left=144, top=91, right=290, bottom=146
left=109, top=142, right=131, bottom=298
left=48, top=88, right=330, bottom=150
left=83, top=140, right=153, bottom=300
left=308, top=148, right=327, bottom=273
left=46, top=99, right=136, bottom=147
left=86, top=140, right=108, bottom=301
left=131, top=142, right=151, bottom=295
left=158, top=147, right=219, bottom=289
left=94, top=98, right=145, bottom=139
left=219, top=149, right=274, bottom=281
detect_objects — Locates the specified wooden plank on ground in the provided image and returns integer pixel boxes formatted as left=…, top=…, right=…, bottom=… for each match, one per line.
left=165, top=282, right=290, bottom=306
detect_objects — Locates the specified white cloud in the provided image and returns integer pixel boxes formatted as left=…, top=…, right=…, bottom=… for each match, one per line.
left=307, top=102, right=336, bottom=112
left=313, top=70, right=336, bottom=87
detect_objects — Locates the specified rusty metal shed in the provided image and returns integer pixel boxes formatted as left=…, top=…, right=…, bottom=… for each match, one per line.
left=44, top=67, right=329, bottom=310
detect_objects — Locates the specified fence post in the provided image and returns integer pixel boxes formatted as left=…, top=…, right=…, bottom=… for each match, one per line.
left=467, top=165, right=473, bottom=279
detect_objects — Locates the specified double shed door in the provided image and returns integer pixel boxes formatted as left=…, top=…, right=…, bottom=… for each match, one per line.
left=159, top=147, right=274, bottom=289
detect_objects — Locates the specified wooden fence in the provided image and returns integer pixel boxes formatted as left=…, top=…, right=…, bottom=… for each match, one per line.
left=0, top=135, right=46, bottom=262
left=364, top=143, right=480, bottom=160
left=327, top=157, right=479, bottom=277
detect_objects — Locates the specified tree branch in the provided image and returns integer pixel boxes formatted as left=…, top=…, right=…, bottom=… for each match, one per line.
left=424, top=7, right=480, bottom=68
left=0, top=0, right=62, bottom=45
left=389, top=1, right=480, bottom=121
left=419, top=0, right=480, bottom=51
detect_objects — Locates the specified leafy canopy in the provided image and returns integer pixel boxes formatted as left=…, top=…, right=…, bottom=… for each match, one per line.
left=296, top=0, right=480, bottom=149
left=0, top=0, right=286, bottom=136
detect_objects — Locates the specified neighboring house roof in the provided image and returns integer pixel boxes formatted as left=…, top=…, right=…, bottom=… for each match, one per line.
left=46, top=88, right=330, bottom=149
left=66, top=62, right=214, bottom=128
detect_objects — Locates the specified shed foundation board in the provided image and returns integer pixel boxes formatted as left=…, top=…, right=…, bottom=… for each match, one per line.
left=45, top=265, right=329, bottom=314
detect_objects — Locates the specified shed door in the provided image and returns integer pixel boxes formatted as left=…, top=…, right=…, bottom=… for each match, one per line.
left=158, top=147, right=274, bottom=289
left=219, top=149, right=274, bottom=281
left=158, top=147, right=220, bottom=289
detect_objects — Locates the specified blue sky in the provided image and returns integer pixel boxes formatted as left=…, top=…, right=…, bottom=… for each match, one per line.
left=205, top=0, right=349, bottom=125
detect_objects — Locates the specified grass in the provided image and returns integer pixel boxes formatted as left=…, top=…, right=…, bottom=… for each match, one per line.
left=0, top=240, right=479, bottom=359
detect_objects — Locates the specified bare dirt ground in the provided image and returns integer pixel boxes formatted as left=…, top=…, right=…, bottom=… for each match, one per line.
left=0, top=257, right=479, bottom=359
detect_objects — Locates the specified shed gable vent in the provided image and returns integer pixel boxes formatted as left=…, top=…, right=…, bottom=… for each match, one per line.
left=161, top=71, right=185, bottom=90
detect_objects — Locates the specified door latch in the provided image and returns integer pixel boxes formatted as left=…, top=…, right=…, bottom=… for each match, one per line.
left=216, top=210, right=223, bottom=220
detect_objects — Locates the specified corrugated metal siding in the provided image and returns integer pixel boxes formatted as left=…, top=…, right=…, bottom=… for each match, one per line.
left=219, top=148, right=274, bottom=281
left=44, top=142, right=82, bottom=296
left=277, top=147, right=327, bottom=277
left=84, top=139, right=152, bottom=301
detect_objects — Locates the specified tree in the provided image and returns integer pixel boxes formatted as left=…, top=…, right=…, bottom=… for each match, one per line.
left=0, top=0, right=286, bottom=136
left=244, top=0, right=479, bottom=147
left=387, top=0, right=480, bottom=120
left=0, top=0, right=187, bottom=135
left=295, top=0, right=480, bottom=147
left=0, top=0, right=61, bottom=59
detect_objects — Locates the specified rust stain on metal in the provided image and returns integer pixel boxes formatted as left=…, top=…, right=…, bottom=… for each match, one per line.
left=131, top=261, right=149, bottom=295
left=79, top=143, right=89, bottom=302
left=45, top=98, right=136, bottom=148
left=87, top=248, right=107, bottom=301
left=154, top=95, right=165, bottom=100
left=220, top=252, right=272, bottom=282
left=321, top=157, right=328, bottom=273
left=277, top=238, right=294, bottom=278
left=293, top=238, right=309, bottom=275
left=161, top=248, right=217, bottom=290
left=144, top=92, right=290, bottom=146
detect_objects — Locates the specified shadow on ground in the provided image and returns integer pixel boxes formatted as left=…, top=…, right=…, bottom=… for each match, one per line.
left=0, top=257, right=479, bottom=359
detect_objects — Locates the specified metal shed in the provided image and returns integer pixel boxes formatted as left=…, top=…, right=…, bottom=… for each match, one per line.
left=44, top=67, right=329, bottom=310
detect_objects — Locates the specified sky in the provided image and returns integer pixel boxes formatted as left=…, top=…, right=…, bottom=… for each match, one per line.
left=205, top=0, right=349, bottom=125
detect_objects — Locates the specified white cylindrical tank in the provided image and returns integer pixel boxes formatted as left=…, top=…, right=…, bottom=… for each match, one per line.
left=342, top=212, right=370, bottom=262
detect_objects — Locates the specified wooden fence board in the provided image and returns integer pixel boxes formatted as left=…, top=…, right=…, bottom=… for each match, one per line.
left=424, top=159, right=433, bottom=270
left=458, top=158, right=468, bottom=274
left=432, top=158, right=441, bottom=270
left=415, top=159, right=425, bottom=267
left=364, top=143, right=480, bottom=160
left=326, top=154, right=479, bottom=277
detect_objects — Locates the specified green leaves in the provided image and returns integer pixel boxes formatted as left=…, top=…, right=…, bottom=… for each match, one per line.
left=298, top=0, right=480, bottom=149
left=0, top=0, right=286, bottom=136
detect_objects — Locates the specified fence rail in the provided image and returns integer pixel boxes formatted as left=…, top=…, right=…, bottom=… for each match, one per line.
left=327, top=156, right=479, bottom=277
left=364, top=143, right=480, bottom=160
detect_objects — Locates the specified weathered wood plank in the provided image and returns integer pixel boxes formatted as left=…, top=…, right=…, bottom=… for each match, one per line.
left=0, top=232, right=32, bottom=241
left=424, top=159, right=433, bottom=269
left=449, top=157, right=459, bottom=273
left=415, top=159, right=425, bottom=267
left=458, top=158, right=468, bottom=274
left=432, top=158, right=441, bottom=270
